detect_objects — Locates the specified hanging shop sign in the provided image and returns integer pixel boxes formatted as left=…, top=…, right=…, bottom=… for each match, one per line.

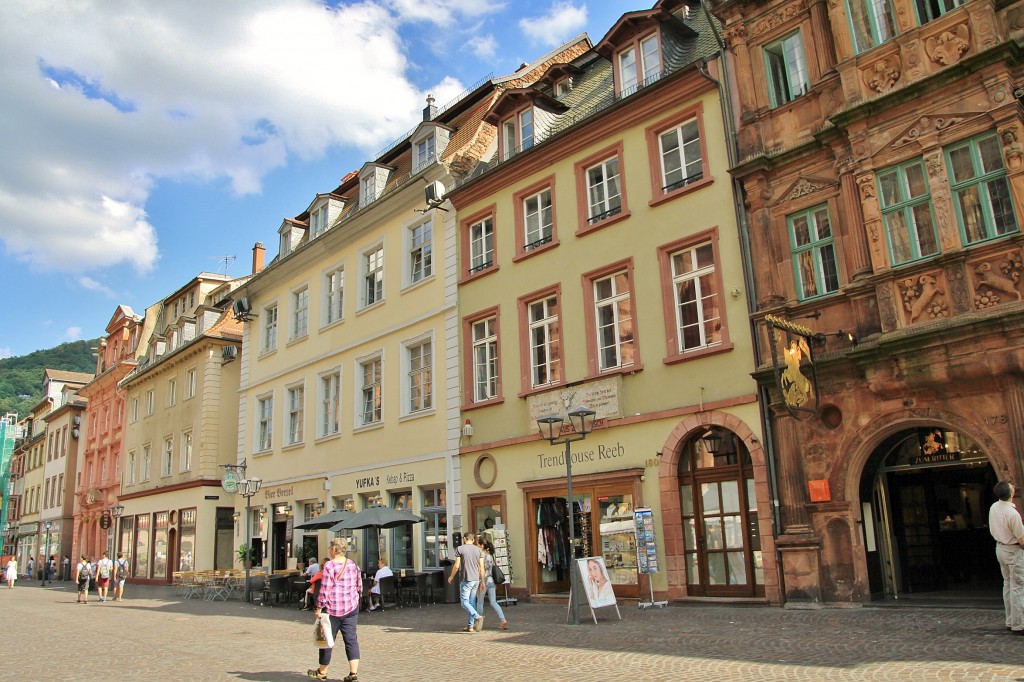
left=765, top=314, right=820, bottom=420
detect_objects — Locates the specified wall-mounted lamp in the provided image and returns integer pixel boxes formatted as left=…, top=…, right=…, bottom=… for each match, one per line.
left=462, top=419, right=474, bottom=438
left=232, top=511, right=240, bottom=522
left=702, top=429, right=723, bottom=456
left=812, top=330, right=858, bottom=348
left=315, top=501, right=325, bottom=515
left=279, top=504, right=291, bottom=516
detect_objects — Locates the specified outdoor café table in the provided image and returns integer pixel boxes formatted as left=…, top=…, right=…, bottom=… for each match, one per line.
left=204, top=573, right=233, bottom=601
left=397, top=571, right=430, bottom=607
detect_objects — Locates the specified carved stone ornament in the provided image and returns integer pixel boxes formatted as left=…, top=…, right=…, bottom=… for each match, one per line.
left=925, top=151, right=943, bottom=178
left=924, top=24, right=970, bottom=66
left=944, top=263, right=971, bottom=314
left=750, top=4, right=802, bottom=40
left=863, top=55, right=901, bottom=94
left=893, top=116, right=965, bottom=148
left=900, top=273, right=948, bottom=323
left=878, top=282, right=899, bottom=332
left=857, top=173, right=876, bottom=201
left=972, top=254, right=1023, bottom=309
left=782, top=177, right=832, bottom=203
left=1001, top=127, right=1024, bottom=172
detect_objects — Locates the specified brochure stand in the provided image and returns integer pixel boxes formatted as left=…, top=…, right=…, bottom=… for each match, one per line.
left=634, top=507, right=668, bottom=609
left=489, top=526, right=517, bottom=607
left=573, top=556, right=622, bottom=624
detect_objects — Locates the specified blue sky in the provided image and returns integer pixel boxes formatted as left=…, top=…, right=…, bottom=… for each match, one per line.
left=0, top=0, right=628, bottom=359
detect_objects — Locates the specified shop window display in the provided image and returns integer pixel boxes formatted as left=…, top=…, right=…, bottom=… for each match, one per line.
left=599, top=495, right=638, bottom=586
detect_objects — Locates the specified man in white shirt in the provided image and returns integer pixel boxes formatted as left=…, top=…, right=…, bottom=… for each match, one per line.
left=304, top=557, right=320, bottom=577
left=988, top=481, right=1024, bottom=635
left=368, top=558, right=392, bottom=611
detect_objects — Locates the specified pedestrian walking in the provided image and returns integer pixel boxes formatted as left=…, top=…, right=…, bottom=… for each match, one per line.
left=75, top=555, right=92, bottom=604
left=989, top=480, right=1024, bottom=635
left=309, top=537, right=361, bottom=682
left=447, top=532, right=485, bottom=633
left=475, top=540, right=508, bottom=631
left=113, top=552, right=129, bottom=601
left=95, top=551, right=113, bottom=602
left=4, top=556, right=17, bottom=588
left=46, top=555, right=55, bottom=583
left=26, top=556, right=33, bottom=580
left=62, top=555, right=70, bottom=581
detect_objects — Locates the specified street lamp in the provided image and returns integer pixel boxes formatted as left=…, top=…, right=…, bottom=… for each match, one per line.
left=537, top=405, right=597, bottom=625
left=238, top=476, right=262, bottom=603
left=41, top=521, right=53, bottom=585
left=110, top=505, right=125, bottom=569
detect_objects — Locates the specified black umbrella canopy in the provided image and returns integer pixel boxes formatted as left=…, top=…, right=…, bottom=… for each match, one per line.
left=329, top=505, right=424, bottom=531
left=293, top=509, right=353, bottom=530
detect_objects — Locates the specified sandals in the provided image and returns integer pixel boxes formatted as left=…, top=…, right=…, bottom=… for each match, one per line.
left=500, top=620, right=508, bottom=630
left=343, top=675, right=359, bottom=682
left=307, top=669, right=327, bottom=680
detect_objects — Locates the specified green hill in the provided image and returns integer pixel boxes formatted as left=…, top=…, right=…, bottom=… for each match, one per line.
left=0, top=340, right=99, bottom=417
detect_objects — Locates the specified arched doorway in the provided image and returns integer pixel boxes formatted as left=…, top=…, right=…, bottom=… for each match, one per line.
left=677, top=426, right=764, bottom=598
left=859, top=426, right=1000, bottom=601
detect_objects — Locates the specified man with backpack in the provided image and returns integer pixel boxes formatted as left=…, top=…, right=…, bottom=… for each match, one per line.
left=113, top=552, right=129, bottom=601
left=95, top=552, right=114, bottom=603
left=75, top=555, right=92, bottom=604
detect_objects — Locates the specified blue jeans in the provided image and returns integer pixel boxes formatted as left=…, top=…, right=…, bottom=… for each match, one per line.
left=459, top=579, right=481, bottom=627
left=475, top=578, right=506, bottom=622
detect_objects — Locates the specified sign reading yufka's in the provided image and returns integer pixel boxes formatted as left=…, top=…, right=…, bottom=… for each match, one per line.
left=634, top=507, right=668, bottom=609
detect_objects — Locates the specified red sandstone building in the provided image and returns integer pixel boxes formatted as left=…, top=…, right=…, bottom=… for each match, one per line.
left=711, top=0, right=1024, bottom=604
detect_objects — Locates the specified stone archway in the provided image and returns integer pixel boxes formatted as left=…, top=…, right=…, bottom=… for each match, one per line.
left=656, top=410, right=780, bottom=604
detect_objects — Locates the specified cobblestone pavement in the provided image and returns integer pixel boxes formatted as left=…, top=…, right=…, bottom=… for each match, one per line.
left=2, top=582, right=1023, bottom=681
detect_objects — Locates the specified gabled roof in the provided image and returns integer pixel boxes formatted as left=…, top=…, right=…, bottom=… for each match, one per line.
left=43, top=369, right=93, bottom=384
left=595, top=0, right=692, bottom=58
left=483, top=88, right=569, bottom=125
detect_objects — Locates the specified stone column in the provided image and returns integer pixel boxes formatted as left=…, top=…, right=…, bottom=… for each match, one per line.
left=745, top=172, right=786, bottom=308
left=1003, top=376, right=1024, bottom=494
left=836, top=156, right=872, bottom=279
left=808, top=0, right=837, bottom=75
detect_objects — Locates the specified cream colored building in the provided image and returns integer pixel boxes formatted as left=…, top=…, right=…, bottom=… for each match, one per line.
left=118, top=274, right=245, bottom=581
left=447, top=1, right=774, bottom=605
left=232, top=42, right=591, bottom=575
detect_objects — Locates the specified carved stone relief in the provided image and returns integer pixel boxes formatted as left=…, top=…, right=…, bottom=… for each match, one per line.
left=781, top=177, right=833, bottom=203
left=905, top=38, right=924, bottom=80
left=971, top=11, right=998, bottom=49
left=943, top=263, right=971, bottom=314
left=750, top=4, right=802, bottom=40
left=1009, top=7, right=1024, bottom=31
left=878, top=282, right=899, bottom=332
left=863, top=55, right=901, bottom=94
left=924, top=24, right=970, bottom=66
left=899, top=273, right=949, bottom=323
left=1001, top=126, right=1024, bottom=173
left=971, top=251, right=1024, bottom=309
left=856, top=172, right=876, bottom=201
left=893, top=116, right=965, bottom=148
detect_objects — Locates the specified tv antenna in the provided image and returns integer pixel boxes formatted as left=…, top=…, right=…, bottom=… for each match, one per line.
left=211, top=254, right=236, bottom=275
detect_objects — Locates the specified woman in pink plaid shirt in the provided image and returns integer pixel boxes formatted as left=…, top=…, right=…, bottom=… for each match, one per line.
left=309, top=538, right=362, bottom=681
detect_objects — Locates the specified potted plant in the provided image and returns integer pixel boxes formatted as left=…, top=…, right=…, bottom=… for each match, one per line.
left=236, top=544, right=252, bottom=568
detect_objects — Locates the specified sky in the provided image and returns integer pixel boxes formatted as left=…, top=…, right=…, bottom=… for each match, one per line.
left=0, top=0, right=629, bottom=359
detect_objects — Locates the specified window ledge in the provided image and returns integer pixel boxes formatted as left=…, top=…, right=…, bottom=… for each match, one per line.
left=517, top=382, right=565, bottom=399
left=282, top=441, right=305, bottom=452
left=663, top=341, right=734, bottom=365
left=353, top=421, right=385, bottom=434
left=315, top=432, right=342, bottom=445
left=581, top=362, right=645, bottom=383
left=577, top=209, right=632, bottom=238
left=399, top=408, right=435, bottom=423
left=259, top=347, right=278, bottom=359
left=401, top=274, right=436, bottom=295
left=461, top=397, right=505, bottom=412
left=513, top=238, right=560, bottom=263
left=286, top=333, right=309, bottom=348
left=649, top=176, right=714, bottom=208
left=459, top=264, right=500, bottom=286
left=252, top=449, right=274, bottom=458
left=356, top=300, right=385, bottom=316
left=319, top=319, right=345, bottom=333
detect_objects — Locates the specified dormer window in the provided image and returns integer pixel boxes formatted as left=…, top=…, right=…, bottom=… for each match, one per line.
left=360, top=174, right=376, bottom=207
left=279, top=219, right=305, bottom=257
left=618, top=33, right=661, bottom=97
left=310, top=203, right=329, bottom=238
left=502, top=108, right=534, bottom=160
left=554, top=78, right=572, bottom=98
left=307, top=194, right=344, bottom=239
left=415, top=135, right=436, bottom=173
left=358, top=164, right=392, bottom=209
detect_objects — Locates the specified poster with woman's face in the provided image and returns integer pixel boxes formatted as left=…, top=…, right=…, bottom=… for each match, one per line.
left=578, top=556, right=617, bottom=608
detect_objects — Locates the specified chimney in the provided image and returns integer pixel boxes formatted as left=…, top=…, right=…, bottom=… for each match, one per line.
left=423, top=94, right=437, bottom=122
left=252, top=242, right=265, bottom=274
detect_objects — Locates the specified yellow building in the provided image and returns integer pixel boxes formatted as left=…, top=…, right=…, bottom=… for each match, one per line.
left=447, top=0, right=776, bottom=605
left=118, top=274, right=245, bottom=581
left=232, top=42, right=591, bottom=575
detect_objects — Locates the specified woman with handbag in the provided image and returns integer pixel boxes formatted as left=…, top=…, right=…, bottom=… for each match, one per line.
left=474, top=540, right=508, bottom=631
left=309, top=538, right=361, bottom=682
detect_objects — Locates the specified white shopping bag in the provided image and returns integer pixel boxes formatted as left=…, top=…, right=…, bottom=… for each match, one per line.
left=314, top=613, right=335, bottom=649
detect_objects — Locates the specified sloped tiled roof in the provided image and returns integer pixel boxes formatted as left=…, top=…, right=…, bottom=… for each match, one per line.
left=44, top=369, right=94, bottom=384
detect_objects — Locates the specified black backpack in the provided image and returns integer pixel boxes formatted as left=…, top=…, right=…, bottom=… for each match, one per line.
left=78, top=563, right=91, bottom=583
left=115, top=560, right=128, bottom=581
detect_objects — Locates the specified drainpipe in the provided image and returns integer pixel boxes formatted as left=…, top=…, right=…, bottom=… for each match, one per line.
left=699, top=5, right=784, bottom=541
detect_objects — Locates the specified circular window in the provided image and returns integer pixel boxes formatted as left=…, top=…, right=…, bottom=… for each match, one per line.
left=473, top=454, right=497, bottom=488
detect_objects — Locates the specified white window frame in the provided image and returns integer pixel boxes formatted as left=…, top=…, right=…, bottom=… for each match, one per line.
left=523, top=189, right=553, bottom=250
left=181, top=430, right=192, bottom=472
left=357, top=352, right=383, bottom=427
left=311, top=202, right=330, bottom=238
left=291, top=285, right=309, bottom=340
left=469, top=217, right=494, bottom=274
left=318, top=368, right=342, bottom=438
left=618, top=33, right=661, bottom=96
left=256, top=394, right=274, bottom=452
left=323, top=265, right=345, bottom=327
left=162, top=437, right=173, bottom=477
left=167, top=378, right=176, bottom=407
left=658, top=118, right=704, bottom=192
left=360, top=173, right=376, bottom=208
left=146, top=390, right=155, bottom=416
left=286, top=383, right=305, bottom=446
left=403, top=333, right=434, bottom=415
left=670, top=242, right=721, bottom=352
left=594, top=271, right=635, bottom=371
left=414, top=135, right=436, bottom=173
left=263, top=303, right=279, bottom=353
left=586, top=157, right=622, bottom=224
left=501, top=108, right=534, bottom=160
left=127, top=450, right=136, bottom=485
left=362, top=243, right=385, bottom=308
left=472, top=317, right=498, bottom=402
left=527, top=295, right=560, bottom=389
left=185, top=368, right=196, bottom=399
left=408, top=219, right=433, bottom=285
left=142, top=445, right=151, bottom=482
left=130, top=397, right=139, bottom=423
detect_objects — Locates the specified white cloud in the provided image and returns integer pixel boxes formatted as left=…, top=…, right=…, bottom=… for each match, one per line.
left=0, top=0, right=462, bottom=274
left=77, top=275, right=115, bottom=297
left=385, top=0, right=506, bottom=27
left=0, top=347, right=11, bottom=360
left=467, top=34, right=499, bottom=60
left=519, top=1, right=588, bottom=47
left=64, top=326, right=83, bottom=341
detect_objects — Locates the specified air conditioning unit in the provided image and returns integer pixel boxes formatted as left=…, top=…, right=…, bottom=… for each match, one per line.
left=231, top=297, right=252, bottom=321
left=424, top=180, right=446, bottom=206
left=222, top=346, right=238, bottom=362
